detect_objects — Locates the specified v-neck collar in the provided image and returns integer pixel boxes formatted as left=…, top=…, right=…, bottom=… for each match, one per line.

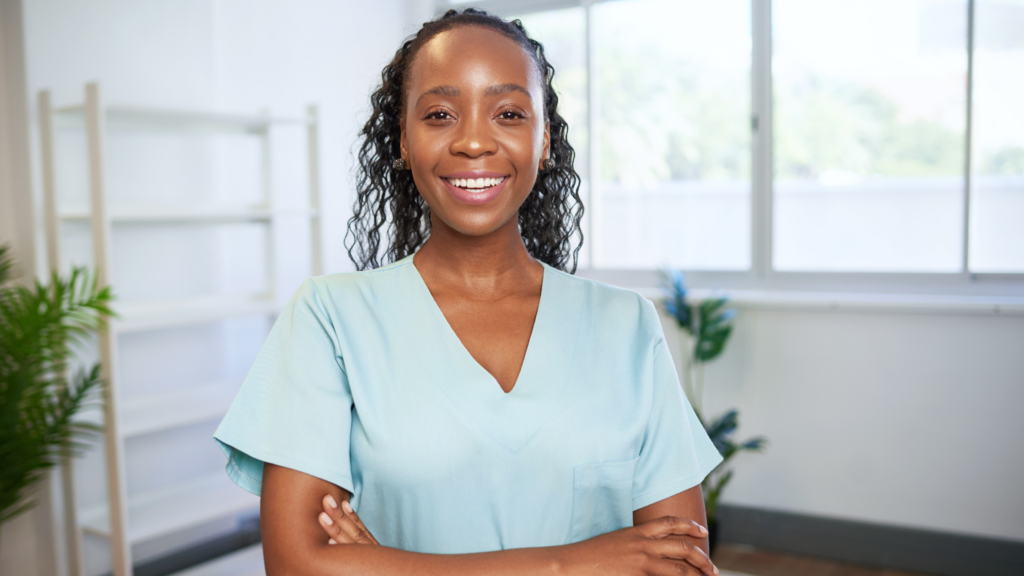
left=395, top=253, right=585, bottom=453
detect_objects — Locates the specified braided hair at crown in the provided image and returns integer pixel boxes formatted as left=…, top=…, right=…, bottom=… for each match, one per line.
left=345, top=8, right=584, bottom=273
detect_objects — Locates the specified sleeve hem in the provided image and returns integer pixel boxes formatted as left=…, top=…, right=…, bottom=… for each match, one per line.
left=630, top=451, right=725, bottom=511
left=214, top=433, right=355, bottom=496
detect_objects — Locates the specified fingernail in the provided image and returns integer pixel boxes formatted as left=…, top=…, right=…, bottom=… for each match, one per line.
left=699, top=525, right=708, bottom=535
left=342, top=500, right=354, bottom=513
left=320, top=512, right=333, bottom=526
left=326, top=495, right=337, bottom=509
left=328, top=538, right=337, bottom=545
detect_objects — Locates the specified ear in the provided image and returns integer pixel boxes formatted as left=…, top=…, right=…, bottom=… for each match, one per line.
left=400, top=115, right=408, bottom=163
left=539, top=120, right=551, bottom=169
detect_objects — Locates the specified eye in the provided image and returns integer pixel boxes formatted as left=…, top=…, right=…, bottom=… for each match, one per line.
left=423, top=109, right=454, bottom=123
left=497, top=109, right=525, bottom=122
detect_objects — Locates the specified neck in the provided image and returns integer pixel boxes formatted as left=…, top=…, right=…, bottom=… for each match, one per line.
left=413, top=212, right=539, bottom=294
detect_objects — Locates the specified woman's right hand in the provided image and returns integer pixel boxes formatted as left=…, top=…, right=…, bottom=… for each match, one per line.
left=559, top=516, right=718, bottom=576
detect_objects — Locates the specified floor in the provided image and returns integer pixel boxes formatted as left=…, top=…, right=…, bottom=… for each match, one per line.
left=713, top=544, right=937, bottom=576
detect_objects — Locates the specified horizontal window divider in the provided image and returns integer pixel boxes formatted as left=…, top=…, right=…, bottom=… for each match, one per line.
left=577, top=268, right=1024, bottom=315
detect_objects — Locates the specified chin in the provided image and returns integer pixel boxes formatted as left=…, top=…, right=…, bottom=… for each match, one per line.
left=435, top=207, right=519, bottom=239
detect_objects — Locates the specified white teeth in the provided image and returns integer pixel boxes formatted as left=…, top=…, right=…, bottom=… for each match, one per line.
left=448, top=177, right=505, bottom=189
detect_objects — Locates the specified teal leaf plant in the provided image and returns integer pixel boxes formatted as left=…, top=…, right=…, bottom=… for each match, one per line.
left=659, top=270, right=766, bottom=528
left=0, top=244, right=112, bottom=528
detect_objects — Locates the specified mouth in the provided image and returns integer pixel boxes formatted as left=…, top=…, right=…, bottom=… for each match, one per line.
left=440, top=173, right=510, bottom=206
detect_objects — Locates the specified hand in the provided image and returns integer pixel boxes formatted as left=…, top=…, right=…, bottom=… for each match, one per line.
left=317, top=494, right=380, bottom=546
left=560, top=516, right=718, bottom=576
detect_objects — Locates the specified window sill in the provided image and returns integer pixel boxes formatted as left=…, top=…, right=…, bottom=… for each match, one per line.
left=625, top=286, right=1024, bottom=315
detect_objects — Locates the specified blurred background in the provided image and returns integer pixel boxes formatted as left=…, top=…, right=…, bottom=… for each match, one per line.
left=0, top=1, right=1021, bottom=575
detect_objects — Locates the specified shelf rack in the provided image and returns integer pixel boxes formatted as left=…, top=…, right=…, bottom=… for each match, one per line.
left=39, top=82, right=322, bottom=576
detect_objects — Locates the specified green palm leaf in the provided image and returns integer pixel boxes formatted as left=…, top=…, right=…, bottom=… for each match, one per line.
left=0, top=244, right=113, bottom=524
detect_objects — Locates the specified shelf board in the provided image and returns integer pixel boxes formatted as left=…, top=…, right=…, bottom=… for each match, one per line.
left=120, top=381, right=241, bottom=438
left=54, top=103, right=307, bottom=134
left=113, top=296, right=279, bottom=333
left=79, top=473, right=259, bottom=544
left=59, top=205, right=273, bottom=223
left=171, top=543, right=265, bottom=576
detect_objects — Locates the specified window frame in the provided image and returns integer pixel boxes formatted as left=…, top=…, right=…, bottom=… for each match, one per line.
left=439, top=0, right=1024, bottom=301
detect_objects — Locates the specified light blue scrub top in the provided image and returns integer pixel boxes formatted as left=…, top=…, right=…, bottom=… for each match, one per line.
left=213, top=254, right=722, bottom=553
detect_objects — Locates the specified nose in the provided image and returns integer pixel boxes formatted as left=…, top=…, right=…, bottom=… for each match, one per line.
left=449, top=111, right=497, bottom=159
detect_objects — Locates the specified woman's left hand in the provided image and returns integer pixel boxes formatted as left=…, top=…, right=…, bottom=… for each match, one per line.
left=317, top=494, right=380, bottom=546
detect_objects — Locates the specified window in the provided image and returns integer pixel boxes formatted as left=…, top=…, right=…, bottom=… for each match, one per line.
left=969, top=0, right=1024, bottom=272
left=773, top=0, right=967, bottom=272
left=589, top=0, right=751, bottom=270
left=449, top=0, right=1023, bottom=293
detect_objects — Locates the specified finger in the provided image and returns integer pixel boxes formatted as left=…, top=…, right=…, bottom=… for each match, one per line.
left=637, top=516, right=709, bottom=540
left=646, top=558, right=706, bottom=576
left=326, top=496, right=373, bottom=544
left=320, top=496, right=358, bottom=542
left=651, top=537, right=717, bottom=576
left=318, top=510, right=355, bottom=545
left=339, top=499, right=380, bottom=545
left=648, top=558, right=714, bottom=576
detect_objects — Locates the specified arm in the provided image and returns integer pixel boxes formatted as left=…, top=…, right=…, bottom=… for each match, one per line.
left=262, top=464, right=716, bottom=576
left=633, top=485, right=711, bottom=556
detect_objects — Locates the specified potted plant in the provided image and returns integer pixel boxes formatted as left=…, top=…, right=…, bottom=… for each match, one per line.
left=660, top=270, right=766, bottom=553
left=0, top=244, right=113, bottom=539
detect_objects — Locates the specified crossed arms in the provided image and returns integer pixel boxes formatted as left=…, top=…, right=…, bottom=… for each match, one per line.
left=260, top=464, right=719, bottom=576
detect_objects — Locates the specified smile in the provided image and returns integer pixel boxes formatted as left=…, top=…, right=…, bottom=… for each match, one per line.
left=440, top=172, right=510, bottom=205
left=446, top=176, right=507, bottom=191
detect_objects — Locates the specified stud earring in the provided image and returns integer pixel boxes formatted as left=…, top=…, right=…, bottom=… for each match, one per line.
left=393, top=158, right=407, bottom=170
left=541, top=158, right=555, bottom=171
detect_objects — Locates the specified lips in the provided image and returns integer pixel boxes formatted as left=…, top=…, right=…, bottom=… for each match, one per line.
left=439, top=171, right=510, bottom=206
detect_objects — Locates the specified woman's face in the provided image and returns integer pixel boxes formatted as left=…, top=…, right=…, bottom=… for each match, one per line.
left=401, top=26, right=549, bottom=238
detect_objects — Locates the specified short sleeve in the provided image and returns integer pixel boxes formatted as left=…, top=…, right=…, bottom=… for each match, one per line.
left=631, top=307, right=724, bottom=510
left=213, top=278, right=354, bottom=496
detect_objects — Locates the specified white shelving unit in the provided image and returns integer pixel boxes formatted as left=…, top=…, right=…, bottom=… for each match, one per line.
left=38, top=82, right=320, bottom=576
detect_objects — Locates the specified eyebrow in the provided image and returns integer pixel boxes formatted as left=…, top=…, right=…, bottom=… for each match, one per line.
left=415, top=83, right=532, bottom=107
left=484, top=83, right=531, bottom=99
left=416, top=85, right=460, bottom=106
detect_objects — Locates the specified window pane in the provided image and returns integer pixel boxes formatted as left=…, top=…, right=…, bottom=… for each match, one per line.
left=517, top=8, right=590, bottom=266
left=773, top=0, right=968, bottom=272
left=969, top=0, right=1024, bottom=272
left=592, top=0, right=752, bottom=270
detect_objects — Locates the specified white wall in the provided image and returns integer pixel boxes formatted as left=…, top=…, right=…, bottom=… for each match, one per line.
left=7, top=1, right=408, bottom=575
left=211, top=0, right=407, bottom=280
left=663, top=304, right=1024, bottom=543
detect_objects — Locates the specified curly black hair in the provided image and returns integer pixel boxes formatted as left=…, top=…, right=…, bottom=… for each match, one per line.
left=345, top=7, right=584, bottom=273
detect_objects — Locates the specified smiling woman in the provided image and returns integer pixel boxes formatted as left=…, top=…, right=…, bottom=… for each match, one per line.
left=345, top=9, right=583, bottom=273
left=212, top=8, right=723, bottom=576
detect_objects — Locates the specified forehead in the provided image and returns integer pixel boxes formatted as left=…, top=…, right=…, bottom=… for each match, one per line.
left=407, top=25, right=541, bottom=96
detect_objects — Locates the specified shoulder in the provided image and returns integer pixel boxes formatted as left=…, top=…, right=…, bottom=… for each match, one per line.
left=306, top=256, right=413, bottom=297
left=545, top=265, right=663, bottom=342
left=285, top=257, right=415, bottom=320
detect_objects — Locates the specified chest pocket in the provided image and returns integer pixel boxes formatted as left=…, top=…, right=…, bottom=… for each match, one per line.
left=568, top=457, right=639, bottom=543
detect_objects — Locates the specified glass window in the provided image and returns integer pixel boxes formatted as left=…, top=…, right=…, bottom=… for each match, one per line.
left=591, top=0, right=752, bottom=270
left=969, top=0, right=1024, bottom=272
left=773, top=0, right=968, bottom=272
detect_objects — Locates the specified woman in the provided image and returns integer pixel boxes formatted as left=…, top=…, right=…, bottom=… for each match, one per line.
left=214, top=8, right=722, bottom=576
